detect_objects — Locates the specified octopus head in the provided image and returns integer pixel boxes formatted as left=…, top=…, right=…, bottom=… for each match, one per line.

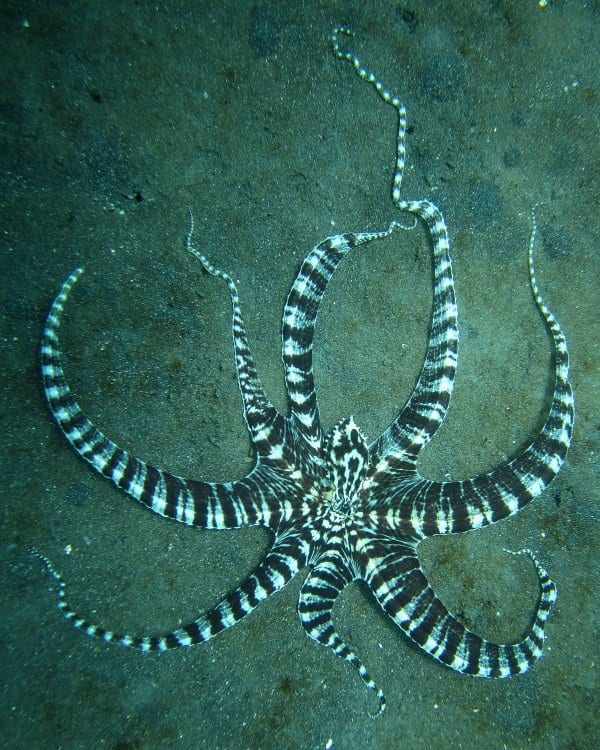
left=324, top=416, right=369, bottom=516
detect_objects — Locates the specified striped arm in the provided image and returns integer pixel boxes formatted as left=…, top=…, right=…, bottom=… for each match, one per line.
left=393, top=416, right=572, bottom=538
left=370, top=199, right=458, bottom=468
left=386, top=373, right=572, bottom=537
left=41, top=269, right=268, bottom=529
left=186, top=217, right=282, bottom=449
left=361, top=538, right=557, bottom=677
left=31, top=532, right=308, bottom=652
left=298, top=549, right=386, bottom=715
left=331, top=26, right=409, bottom=206
left=332, top=31, right=459, bottom=465
left=388, top=214, right=574, bottom=536
left=282, top=224, right=405, bottom=452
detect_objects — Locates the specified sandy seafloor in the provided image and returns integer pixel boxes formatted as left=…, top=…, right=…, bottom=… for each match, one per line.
left=1, top=1, right=598, bottom=748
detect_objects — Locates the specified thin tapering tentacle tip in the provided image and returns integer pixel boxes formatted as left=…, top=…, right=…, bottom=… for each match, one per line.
left=27, top=546, right=44, bottom=563
left=502, top=547, right=540, bottom=569
left=502, top=547, right=540, bottom=563
left=26, top=545, right=36, bottom=559
left=360, top=668, right=386, bottom=717
left=531, top=200, right=551, bottom=217
left=53, top=267, right=85, bottom=298
left=389, top=217, right=417, bottom=233
left=331, top=26, right=355, bottom=55
left=502, top=547, right=558, bottom=597
left=26, top=547, right=59, bottom=579
left=67, top=267, right=85, bottom=284
left=331, top=25, right=354, bottom=39
left=371, top=690, right=386, bottom=718
left=503, top=546, right=525, bottom=557
left=186, top=208, right=195, bottom=236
